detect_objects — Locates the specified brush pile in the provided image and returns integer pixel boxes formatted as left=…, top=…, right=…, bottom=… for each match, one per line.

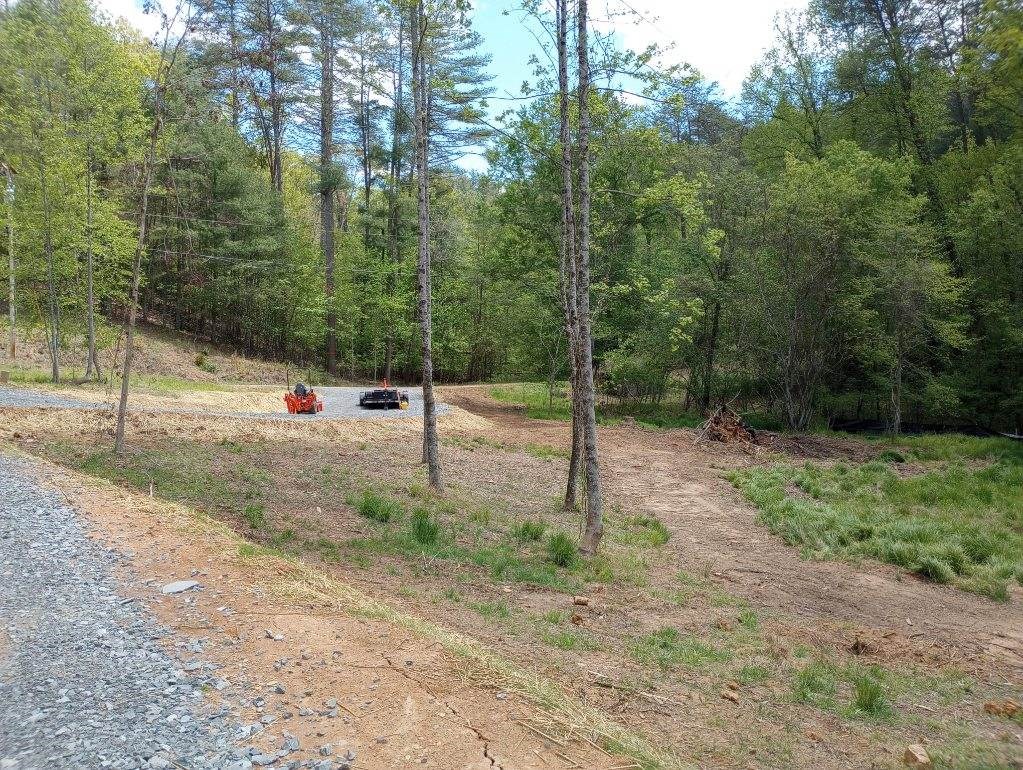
left=695, top=405, right=756, bottom=446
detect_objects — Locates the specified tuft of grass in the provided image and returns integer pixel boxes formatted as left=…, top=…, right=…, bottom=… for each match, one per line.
left=729, top=449, right=1023, bottom=599
left=736, top=663, right=773, bottom=685
left=738, top=608, right=759, bottom=631
left=408, top=507, right=440, bottom=545
left=469, top=600, right=511, bottom=619
left=793, top=660, right=838, bottom=707
left=547, top=531, right=578, bottom=568
left=614, top=514, right=671, bottom=547
left=243, top=503, right=266, bottom=530
left=348, top=488, right=402, bottom=523
left=631, top=627, right=731, bottom=670
left=541, top=629, right=598, bottom=651
left=877, top=449, right=906, bottom=463
left=848, top=668, right=893, bottom=720
left=510, top=519, right=546, bottom=542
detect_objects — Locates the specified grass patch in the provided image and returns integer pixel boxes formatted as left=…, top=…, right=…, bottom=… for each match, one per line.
left=631, top=627, right=731, bottom=670
left=243, top=503, right=266, bottom=530
left=348, top=488, right=403, bottom=523
left=547, top=531, right=578, bottom=567
left=408, top=507, right=440, bottom=545
left=510, top=519, right=546, bottom=542
left=540, top=629, right=598, bottom=651
left=730, top=448, right=1023, bottom=599
left=792, top=660, right=839, bottom=708
left=613, top=514, right=671, bottom=547
left=469, top=600, right=511, bottom=619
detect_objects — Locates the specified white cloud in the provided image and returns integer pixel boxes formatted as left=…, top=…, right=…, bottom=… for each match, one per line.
left=92, top=0, right=162, bottom=39
left=595, top=0, right=805, bottom=97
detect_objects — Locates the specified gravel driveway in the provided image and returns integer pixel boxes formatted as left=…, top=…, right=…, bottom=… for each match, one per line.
left=0, top=454, right=244, bottom=769
left=0, top=384, right=447, bottom=421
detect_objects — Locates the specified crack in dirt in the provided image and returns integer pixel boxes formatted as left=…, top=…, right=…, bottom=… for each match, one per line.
left=380, top=652, right=505, bottom=769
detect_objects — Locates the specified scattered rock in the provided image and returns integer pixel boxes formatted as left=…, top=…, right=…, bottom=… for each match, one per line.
left=572, top=596, right=591, bottom=607
left=903, top=744, right=932, bottom=769
left=984, top=699, right=1020, bottom=718
left=161, top=580, right=200, bottom=595
left=720, top=689, right=740, bottom=704
left=570, top=612, right=584, bottom=625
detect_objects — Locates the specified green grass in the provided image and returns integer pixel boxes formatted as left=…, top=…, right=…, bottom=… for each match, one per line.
left=347, top=488, right=403, bottom=523
left=408, top=507, right=440, bottom=545
left=793, top=660, right=839, bottom=708
left=730, top=443, right=1023, bottom=599
left=490, top=383, right=572, bottom=420
left=469, top=600, right=511, bottom=619
left=613, top=515, right=671, bottom=547
left=510, top=519, right=546, bottom=542
left=488, top=382, right=704, bottom=429
left=791, top=659, right=896, bottom=721
left=540, top=628, right=599, bottom=651
left=243, top=503, right=266, bottom=530
left=547, top=531, right=578, bottom=567
left=631, top=627, right=732, bottom=670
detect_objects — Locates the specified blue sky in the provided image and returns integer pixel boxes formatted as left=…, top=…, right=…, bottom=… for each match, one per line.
left=93, top=0, right=806, bottom=168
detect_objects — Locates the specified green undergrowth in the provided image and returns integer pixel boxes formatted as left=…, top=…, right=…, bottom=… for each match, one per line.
left=488, top=382, right=704, bottom=429
left=730, top=439, right=1023, bottom=599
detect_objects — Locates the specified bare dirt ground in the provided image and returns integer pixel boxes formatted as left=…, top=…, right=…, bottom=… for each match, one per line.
left=2, top=381, right=1021, bottom=769
left=19, top=456, right=620, bottom=770
left=444, top=387, right=1023, bottom=676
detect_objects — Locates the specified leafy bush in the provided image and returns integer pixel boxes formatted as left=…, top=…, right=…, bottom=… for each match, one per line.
left=348, top=489, right=402, bottom=523
left=547, top=531, right=578, bottom=567
left=194, top=350, right=216, bottom=374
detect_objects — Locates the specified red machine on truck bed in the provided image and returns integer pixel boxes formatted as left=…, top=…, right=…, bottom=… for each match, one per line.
left=284, top=383, right=324, bottom=415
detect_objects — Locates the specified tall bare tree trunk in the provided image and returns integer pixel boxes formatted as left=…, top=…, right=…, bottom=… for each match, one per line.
left=556, top=0, right=582, bottom=511
left=3, top=164, right=14, bottom=361
left=575, top=0, right=604, bottom=556
left=115, top=8, right=191, bottom=453
left=38, top=158, right=59, bottom=383
left=384, top=15, right=405, bottom=385
left=84, top=155, right=101, bottom=379
left=412, top=0, right=441, bottom=489
left=320, top=2, right=337, bottom=377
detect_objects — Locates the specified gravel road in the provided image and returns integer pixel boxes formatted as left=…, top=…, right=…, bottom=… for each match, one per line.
left=0, top=454, right=246, bottom=770
left=0, top=384, right=447, bottom=421
left=0, top=385, right=99, bottom=411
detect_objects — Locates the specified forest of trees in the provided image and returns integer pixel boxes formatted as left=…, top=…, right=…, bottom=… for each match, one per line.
left=1, top=0, right=1021, bottom=435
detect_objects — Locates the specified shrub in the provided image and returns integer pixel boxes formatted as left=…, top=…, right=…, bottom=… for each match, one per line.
left=511, top=520, right=546, bottom=542
left=194, top=350, right=216, bottom=374
left=547, top=531, right=578, bottom=567
left=409, top=507, right=439, bottom=545
left=349, top=489, right=401, bottom=523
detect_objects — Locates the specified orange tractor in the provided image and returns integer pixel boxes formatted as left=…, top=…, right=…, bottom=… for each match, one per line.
left=284, top=382, right=324, bottom=415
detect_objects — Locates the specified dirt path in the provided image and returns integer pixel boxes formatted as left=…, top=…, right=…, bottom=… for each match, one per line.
left=17, top=452, right=621, bottom=770
left=443, top=388, right=1023, bottom=677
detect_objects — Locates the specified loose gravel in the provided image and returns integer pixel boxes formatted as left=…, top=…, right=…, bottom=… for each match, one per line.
left=0, top=385, right=99, bottom=411
left=0, top=454, right=239, bottom=769
left=0, top=384, right=447, bottom=421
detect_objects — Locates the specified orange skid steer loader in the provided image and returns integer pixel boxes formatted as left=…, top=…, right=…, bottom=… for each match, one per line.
left=284, top=382, right=324, bottom=415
